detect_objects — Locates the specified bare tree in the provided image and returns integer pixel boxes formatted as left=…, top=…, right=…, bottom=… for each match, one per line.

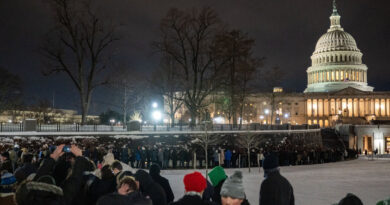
left=192, top=121, right=221, bottom=178
left=237, top=132, right=265, bottom=172
left=214, top=30, right=261, bottom=127
left=108, top=67, right=147, bottom=127
left=154, top=7, right=227, bottom=126
left=0, top=67, right=23, bottom=115
left=151, top=57, right=184, bottom=127
left=41, top=0, right=118, bottom=124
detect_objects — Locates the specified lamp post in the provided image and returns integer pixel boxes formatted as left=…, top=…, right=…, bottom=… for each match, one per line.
left=152, top=110, right=162, bottom=131
left=264, top=109, right=269, bottom=125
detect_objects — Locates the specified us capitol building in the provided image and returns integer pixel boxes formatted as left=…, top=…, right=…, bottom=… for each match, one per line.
left=171, top=2, right=390, bottom=153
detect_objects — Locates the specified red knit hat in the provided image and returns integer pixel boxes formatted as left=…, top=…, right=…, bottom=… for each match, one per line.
left=183, top=172, right=207, bottom=193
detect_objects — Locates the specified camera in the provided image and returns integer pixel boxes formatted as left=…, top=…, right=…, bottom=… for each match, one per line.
left=63, top=145, right=71, bottom=153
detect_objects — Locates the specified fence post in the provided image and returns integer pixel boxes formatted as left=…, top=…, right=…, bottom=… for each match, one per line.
left=193, top=152, right=197, bottom=169
left=238, top=154, right=241, bottom=168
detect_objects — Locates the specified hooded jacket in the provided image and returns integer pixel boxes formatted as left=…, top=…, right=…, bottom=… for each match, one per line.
left=97, top=191, right=152, bottom=205
left=259, top=170, right=294, bottom=205
left=134, top=170, right=167, bottom=205
left=149, top=164, right=174, bottom=203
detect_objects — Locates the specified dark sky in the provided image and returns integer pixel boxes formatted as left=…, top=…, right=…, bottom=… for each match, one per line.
left=1, top=0, right=389, bottom=114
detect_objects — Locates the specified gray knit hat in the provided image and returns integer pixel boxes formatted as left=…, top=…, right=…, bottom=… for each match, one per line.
left=220, top=171, right=245, bottom=199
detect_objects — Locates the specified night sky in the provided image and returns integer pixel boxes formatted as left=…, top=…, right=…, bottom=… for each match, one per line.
left=0, top=0, right=389, bottom=114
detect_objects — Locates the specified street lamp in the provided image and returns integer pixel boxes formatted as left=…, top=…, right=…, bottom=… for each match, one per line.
left=152, top=110, right=162, bottom=131
left=152, top=102, right=158, bottom=108
left=110, top=119, right=115, bottom=125
left=264, top=109, right=269, bottom=124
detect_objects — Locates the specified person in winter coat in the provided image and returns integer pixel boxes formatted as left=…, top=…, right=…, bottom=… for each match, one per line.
left=224, top=149, right=232, bottom=168
left=14, top=154, right=37, bottom=184
left=134, top=169, right=167, bottom=205
left=97, top=176, right=152, bottom=205
left=33, top=144, right=95, bottom=205
left=0, top=152, right=13, bottom=175
left=208, top=166, right=227, bottom=205
left=170, top=171, right=214, bottom=205
left=0, top=172, right=17, bottom=205
left=220, top=171, right=250, bottom=205
left=259, top=153, right=294, bottom=205
left=15, top=175, right=66, bottom=205
left=149, top=164, right=174, bottom=203
left=231, top=150, right=238, bottom=168
left=88, top=165, right=117, bottom=204
left=202, top=179, right=214, bottom=201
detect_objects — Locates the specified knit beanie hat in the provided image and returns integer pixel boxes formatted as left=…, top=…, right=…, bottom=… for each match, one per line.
left=337, top=193, right=363, bottom=205
left=263, top=153, right=279, bottom=170
left=183, top=171, right=206, bottom=193
left=220, top=171, right=245, bottom=199
left=208, top=166, right=227, bottom=186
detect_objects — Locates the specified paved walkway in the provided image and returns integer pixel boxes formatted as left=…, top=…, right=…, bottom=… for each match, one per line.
left=161, top=159, right=390, bottom=205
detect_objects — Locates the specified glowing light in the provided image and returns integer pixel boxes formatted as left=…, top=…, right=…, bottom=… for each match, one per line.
left=284, top=113, right=289, bottom=118
left=213, top=116, right=225, bottom=124
left=264, top=109, right=269, bottom=115
left=152, top=111, right=162, bottom=121
left=259, top=115, right=264, bottom=119
left=152, top=102, right=158, bottom=108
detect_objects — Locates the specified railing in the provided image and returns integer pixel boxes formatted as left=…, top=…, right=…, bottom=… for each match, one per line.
left=0, top=122, right=320, bottom=132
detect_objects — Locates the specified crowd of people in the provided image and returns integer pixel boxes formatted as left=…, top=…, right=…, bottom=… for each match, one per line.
left=0, top=136, right=387, bottom=205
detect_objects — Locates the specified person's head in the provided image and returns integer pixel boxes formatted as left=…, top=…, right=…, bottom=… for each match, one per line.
left=134, top=170, right=153, bottom=190
left=101, top=165, right=115, bottom=180
left=220, top=171, right=245, bottom=205
left=111, top=160, right=123, bottom=175
left=22, top=154, right=33, bottom=164
left=117, top=176, right=137, bottom=195
left=183, top=171, right=207, bottom=195
left=262, top=153, right=279, bottom=178
left=149, top=164, right=161, bottom=176
left=15, top=175, right=63, bottom=205
left=336, top=193, right=363, bottom=205
left=1, top=151, right=9, bottom=162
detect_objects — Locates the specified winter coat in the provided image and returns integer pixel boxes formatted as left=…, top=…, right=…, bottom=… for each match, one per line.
left=225, top=150, right=232, bottom=161
left=121, top=148, right=129, bottom=164
left=259, top=170, right=294, bottom=205
left=149, top=164, right=174, bottom=203
left=97, top=191, right=152, bottom=205
left=170, top=194, right=215, bottom=205
left=88, top=175, right=116, bottom=205
left=211, top=178, right=225, bottom=205
left=34, top=156, right=94, bottom=205
left=135, top=170, right=167, bottom=205
left=202, top=180, right=214, bottom=201
left=0, top=160, right=13, bottom=174
left=14, top=163, right=37, bottom=183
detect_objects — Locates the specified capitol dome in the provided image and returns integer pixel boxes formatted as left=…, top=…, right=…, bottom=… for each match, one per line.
left=314, top=30, right=359, bottom=54
left=304, top=1, right=374, bottom=93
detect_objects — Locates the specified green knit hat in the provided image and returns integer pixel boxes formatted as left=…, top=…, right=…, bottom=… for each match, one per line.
left=377, top=198, right=390, bottom=205
left=208, top=166, right=227, bottom=186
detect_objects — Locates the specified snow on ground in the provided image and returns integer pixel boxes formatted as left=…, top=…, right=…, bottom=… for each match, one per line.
left=160, top=159, right=390, bottom=205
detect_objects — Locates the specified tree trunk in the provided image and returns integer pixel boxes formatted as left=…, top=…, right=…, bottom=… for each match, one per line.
left=247, top=145, right=251, bottom=173
left=189, top=109, right=197, bottom=127
left=80, top=90, right=91, bottom=125
left=170, top=113, right=175, bottom=127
